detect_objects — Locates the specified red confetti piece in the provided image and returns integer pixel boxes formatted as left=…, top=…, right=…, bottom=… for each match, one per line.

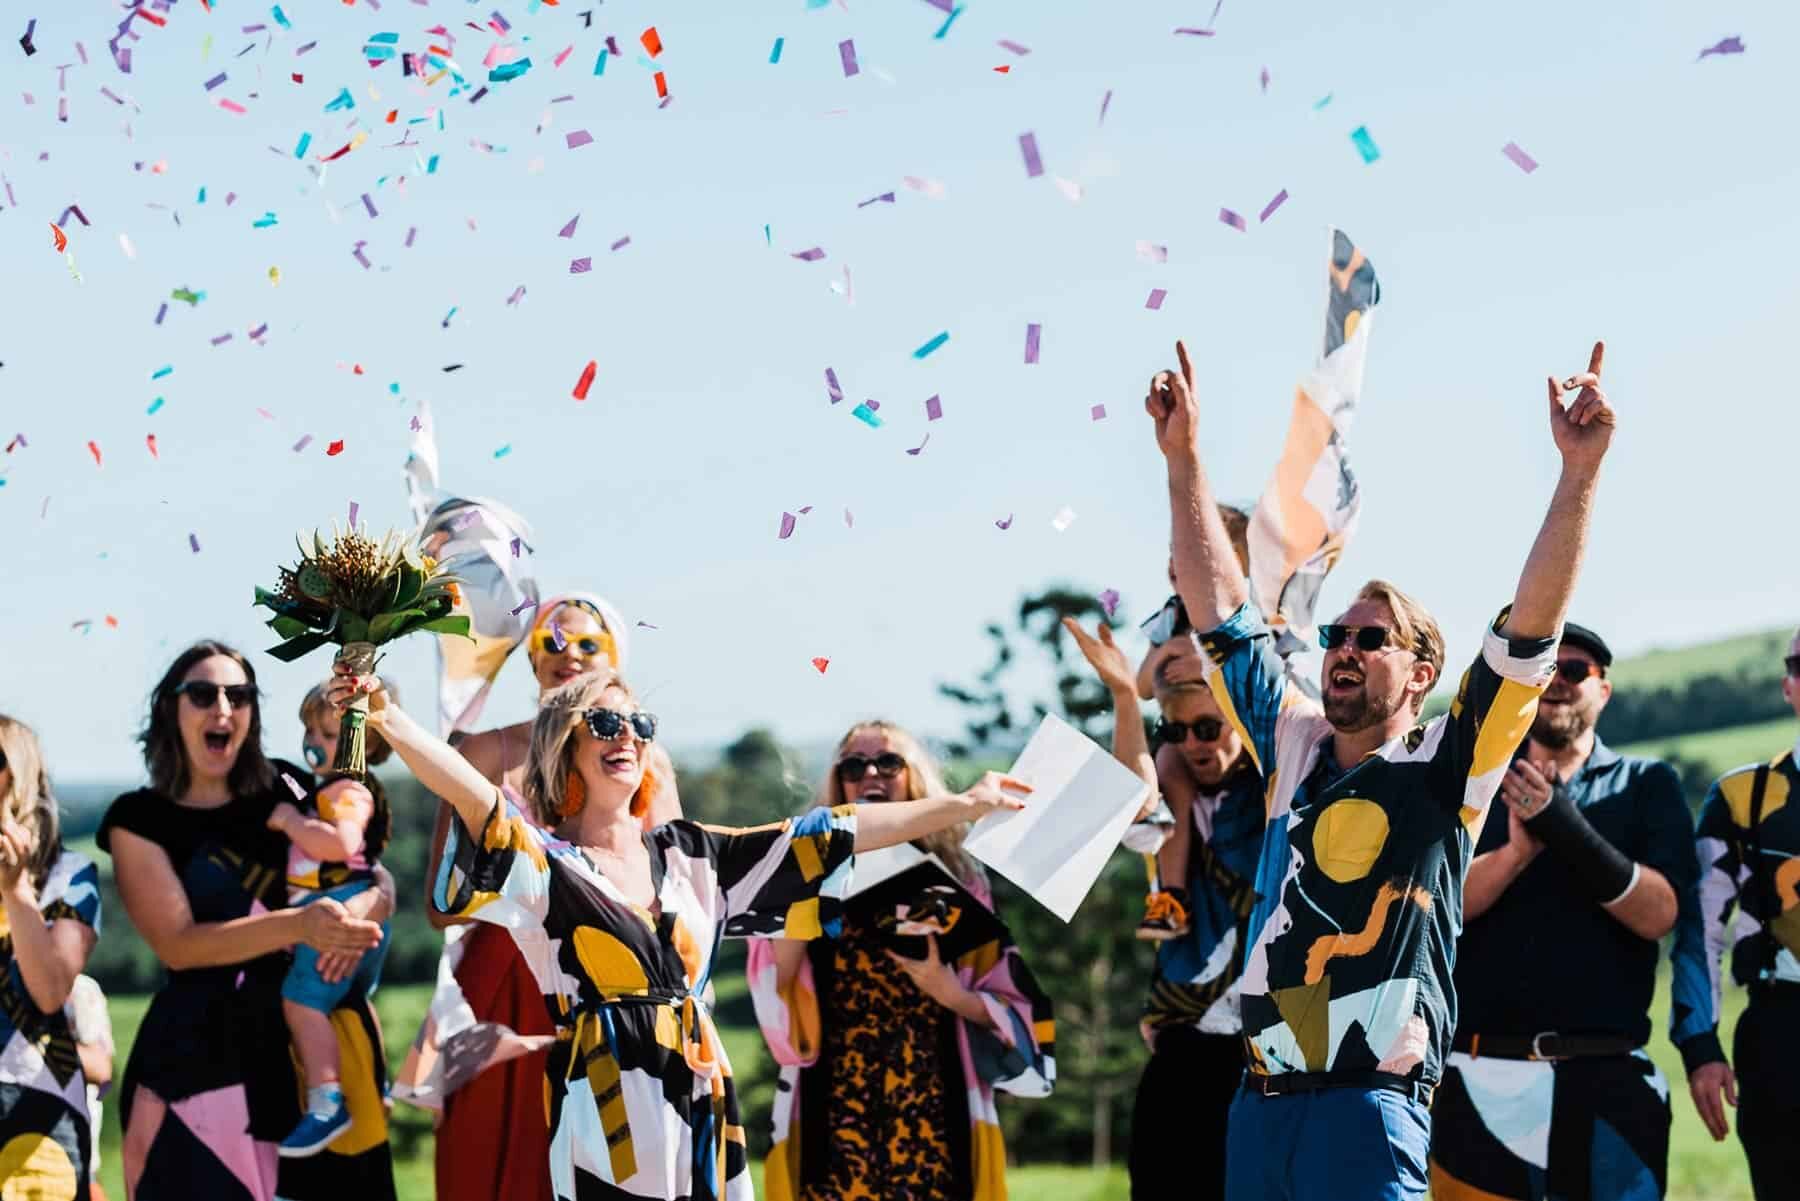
left=572, top=359, right=597, bottom=400
left=993, top=65, right=1010, bottom=73
left=653, top=71, right=668, bottom=99
left=811, top=657, right=830, bottom=674
left=640, top=26, right=662, bottom=57
left=326, top=439, right=345, bottom=456
left=146, top=434, right=158, bottom=458
left=50, top=223, right=67, bottom=252
left=87, top=440, right=101, bottom=466
left=104, top=615, right=119, bottom=628
left=384, top=109, right=397, bottom=124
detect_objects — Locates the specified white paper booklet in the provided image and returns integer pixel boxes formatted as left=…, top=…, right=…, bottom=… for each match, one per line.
left=963, top=712, right=1151, bottom=922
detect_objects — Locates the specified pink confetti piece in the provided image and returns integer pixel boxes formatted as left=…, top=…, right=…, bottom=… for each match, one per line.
left=1258, top=189, right=1288, bottom=222
left=1024, top=323, right=1041, bottom=364
left=1099, top=588, right=1121, bottom=618
left=843, top=508, right=853, bottom=528
left=790, top=247, right=826, bottom=262
left=996, top=514, right=1014, bottom=530
left=1091, top=404, right=1108, bottom=421
left=566, top=129, right=593, bottom=149
left=87, top=441, right=102, bottom=467
left=1018, top=131, right=1043, bottom=178
left=1501, top=141, right=1538, bottom=174
left=825, top=368, right=843, bottom=404
left=553, top=44, right=573, bottom=68
left=410, top=416, right=422, bottom=431
left=609, top=236, right=630, bottom=251
left=998, top=39, right=1030, bottom=55
left=902, top=176, right=946, bottom=198
left=906, top=433, right=930, bottom=456
left=558, top=213, right=579, bottom=238
left=257, top=409, right=276, bottom=422
left=218, top=98, right=248, bottom=115
left=925, top=395, right=943, bottom=421
left=1145, top=288, right=1167, bottom=310
left=1218, top=207, right=1246, bottom=231
left=292, top=434, right=314, bottom=452
left=838, top=39, right=858, bottom=77
left=778, top=511, right=797, bottom=540
left=570, top=256, right=592, bottom=273
left=506, top=285, right=526, bottom=306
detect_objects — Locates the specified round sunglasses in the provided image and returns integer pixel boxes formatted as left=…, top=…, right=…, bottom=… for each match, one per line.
left=1318, top=624, right=1394, bottom=653
left=175, top=682, right=257, bottom=710
left=582, top=707, right=657, bottom=742
left=1154, top=717, right=1226, bottom=745
left=536, top=632, right=610, bottom=659
left=836, top=752, right=907, bottom=783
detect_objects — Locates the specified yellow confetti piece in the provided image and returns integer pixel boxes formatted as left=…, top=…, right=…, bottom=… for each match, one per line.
left=349, top=130, right=369, bottom=152
left=268, top=266, right=281, bottom=285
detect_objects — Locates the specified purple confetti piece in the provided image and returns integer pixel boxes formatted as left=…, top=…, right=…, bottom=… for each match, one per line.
left=569, top=256, right=592, bottom=273
left=856, top=191, right=896, bottom=208
left=1099, top=88, right=1113, bottom=125
left=204, top=72, right=228, bottom=91
left=510, top=598, right=539, bottom=616
left=925, top=395, right=943, bottom=421
left=862, top=400, right=880, bottom=413
left=410, top=416, right=422, bottom=431
left=838, top=39, right=858, bottom=77
left=996, top=514, right=1014, bottom=530
left=490, top=10, right=512, bottom=33
left=348, top=501, right=360, bottom=527
left=154, top=303, right=168, bottom=325
left=1697, top=36, right=1745, bottom=61
left=844, top=509, right=854, bottom=528
left=1145, top=288, right=1167, bottom=310
left=1091, top=404, right=1107, bottom=421
left=1099, top=588, right=1120, bottom=618
left=506, top=286, right=526, bottom=306
left=778, top=511, right=797, bottom=540
left=906, top=433, right=930, bottom=457
left=404, top=226, right=417, bottom=248
left=225, top=192, right=237, bottom=206
left=116, top=46, right=131, bottom=73
left=1501, top=141, right=1538, bottom=174
left=1218, top=208, right=1246, bottom=232
left=1024, top=322, right=1042, bottom=364
left=1173, top=27, right=1216, bottom=36
left=20, top=18, right=36, bottom=56
left=248, top=323, right=269, bottom=340
left=100, top=87, right=124, bottom=104
left=998, top=39, right=1031, bottom=55
left=558, top=212, right=579, bottom=238
left=351, top=241, right=371, bottom=269
left=1258, top=189, right=1288, bottom=222
left=798, top=505, right=814, bottom=515
left=296, top=40, right=317, bottom=55
left=610, top=236, right=631, bottom=251
left=566, top=129, right=593, bottom=149
left=825, top=367, right=843, bottom=404
left=1260, top=66, right=1270, bottom=92
left=362, top=192, right=379, bottom=218
left=59, top=204, right=90, bottom=227
left=292, top=434, right=314, bottom=452
left=210, top=332, right=234, bottom=347
left=606, top=36, right=621, bottom=57
left=510, top=537, right=522, bottom=557
left=1018, top=131, right=1043, bottom=178
left=790, top=247, right=826, bottom=262
left=468, top=86, right=489, bottom=104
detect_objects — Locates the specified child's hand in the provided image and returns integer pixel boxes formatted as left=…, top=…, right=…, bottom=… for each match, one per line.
left=267, top=801, right=300, bottom=835
left=317, top=778, right=374, bottom=821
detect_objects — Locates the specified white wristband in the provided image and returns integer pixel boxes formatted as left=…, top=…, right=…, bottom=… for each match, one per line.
left=1602, top=861, right=1641, bottom=908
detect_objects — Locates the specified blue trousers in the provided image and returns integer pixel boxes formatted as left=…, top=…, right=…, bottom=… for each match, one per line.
left=1225, top=1085, right=1431, bottom=1201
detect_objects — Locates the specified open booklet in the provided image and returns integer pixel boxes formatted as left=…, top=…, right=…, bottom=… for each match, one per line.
left=847, top=842, right=1007, bottom=962
left=963, top=712, right=1152, bottom=922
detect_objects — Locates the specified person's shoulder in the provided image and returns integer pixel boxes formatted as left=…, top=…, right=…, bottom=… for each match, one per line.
left=96, top=784, right=168, bottom=854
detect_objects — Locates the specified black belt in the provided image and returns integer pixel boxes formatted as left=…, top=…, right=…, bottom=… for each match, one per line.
left=1454, top=1032, right=1639, bottom=1061
left=1244, top=1069, right=1433, bottom=1107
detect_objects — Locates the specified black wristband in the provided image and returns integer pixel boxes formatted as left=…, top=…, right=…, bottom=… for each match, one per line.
left=1678, top=1032, right=1727, bottom=1076
left=1522, top=784, right=1637, bottom=903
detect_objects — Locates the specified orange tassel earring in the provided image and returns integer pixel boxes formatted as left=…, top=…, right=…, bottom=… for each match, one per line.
left=630, top=768, right=658, bottom=820
left=560, top=771, right=587, bottom=819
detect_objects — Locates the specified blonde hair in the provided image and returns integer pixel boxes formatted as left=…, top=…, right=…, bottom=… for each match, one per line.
left=0, top=716, right=62, bottom=893
left=299, top=680, right=398, bottom=768
left=816, top=720, right=983, bottom=887
left=1353, top=579, right=1445, bottom=711
left=521, top=672, right=656, bottom=828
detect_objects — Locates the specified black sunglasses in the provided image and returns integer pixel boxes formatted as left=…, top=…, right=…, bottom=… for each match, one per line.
left=1786, top=655, right=1800, bottom=679
left=175, top=682, right=257, bottom=710
left=0, top=748, right=7, bottom=774
left=836, top=752, right=907, bottom=783
left=582, top=707, right=657, bottom=742
left=1155, top=717, right=1225, bottom=745
left=1553, top=659, right=1603, bottom=684
left=1318, top=624, right=1392, bottom=653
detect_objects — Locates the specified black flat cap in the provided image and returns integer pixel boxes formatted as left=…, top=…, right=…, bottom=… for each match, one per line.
left=1559, top=621, right=1613, bottom=668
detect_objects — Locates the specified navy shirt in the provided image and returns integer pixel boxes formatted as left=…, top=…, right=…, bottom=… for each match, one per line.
left=1452, top=739, right=1698, bottom=1046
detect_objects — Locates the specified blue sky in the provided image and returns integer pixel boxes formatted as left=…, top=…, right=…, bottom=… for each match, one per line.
left=3, top=1, right=1794, bottom=785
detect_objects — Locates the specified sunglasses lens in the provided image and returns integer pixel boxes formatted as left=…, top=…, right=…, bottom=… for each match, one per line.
left=1356, top=627, right=1389, bottom=652
left=1319, top=626, right=1346, bottom=650
left=1784, top=655, right=1800, bottom=678
left=586, top=710, right=622, bottom=738
left=875, top=753, right=906, bottom=777
left=577, top=639, right=603, bottom=657
left=836, top=756, right=870, bottom=782
left=1195, top=719, right=1224, bottom=741
left=179, top=683, right=217, bottom=707
left=226, top=686, right=256, bottom=707
left=630, top=713, right=657, bottom=741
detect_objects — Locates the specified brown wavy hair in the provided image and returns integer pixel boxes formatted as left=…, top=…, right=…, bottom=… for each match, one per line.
left=0, top=716, right=63, bottom=893
left=139, top=641, right=276, bottom=800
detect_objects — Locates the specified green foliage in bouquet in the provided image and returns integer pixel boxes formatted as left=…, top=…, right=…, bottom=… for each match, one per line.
left=253, top=524, right=470, bottom=775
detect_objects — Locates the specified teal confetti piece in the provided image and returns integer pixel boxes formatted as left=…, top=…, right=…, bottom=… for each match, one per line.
left=197, top=186, right=207, bottom=203
left=426, top=153, right=440, bottom=173
left=294, top=131, right=311, bottom=158
left=763, top=223, right=771, bottom=245
left=850, top=403, right=882, bottom=428
left=271, top=5, right=291, bottom=30
left=1312, top=93, right=1333, bottom=111
left=912, top=331, right=950, bottom=359
left=324, top=87, right=355, bottom=112
left=147, top=397, right=165, bottom=415
left=437, top=110, right=446, bottom=132
left=770, top=37, right=784, bottom=64
left=490, top=57, right=532, bottom=82
left=594, top=48, right=608, bottom=75
left=933, top=5, right=965, bottom=39
left=252, top=212, right=278, bottom=228
left=368, top=32, right=399, bottom=44
left=1349, top=125, right=1380, bottom=164
left=494, top=444, right=513, bottom=459
left=151, top=365, right=173, bottom=380
left=388, top=382, right=401, bottom=395
left=806, top=0, right=829, bottom=8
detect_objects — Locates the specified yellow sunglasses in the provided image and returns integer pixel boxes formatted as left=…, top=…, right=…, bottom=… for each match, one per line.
left=534, top=630, right=614, bottom=659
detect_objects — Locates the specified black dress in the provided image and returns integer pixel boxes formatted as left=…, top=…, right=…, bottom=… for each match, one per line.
left=97, top=760, right=395, bottom=1201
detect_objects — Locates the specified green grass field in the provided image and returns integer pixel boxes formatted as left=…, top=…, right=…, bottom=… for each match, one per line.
left=1620, top=717, right=1795, bottom=780
left=94, top=961, right=1757, bottom=1201
left=1605, top=628, right=1790, bottom=693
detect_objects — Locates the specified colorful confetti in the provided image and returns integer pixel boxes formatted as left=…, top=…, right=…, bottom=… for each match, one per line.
left=825, top=368, right=844, bottom=404
left=1501, top=141, right=1538, bottom=173
left=573, top=360, right=597, bottom=400
left=326, top=440, right=345, bottom=456
left=1219, top=208, right=1246, bottom=232
left=1145, top=288, right=1168, bottom=310
left=925, top=395, right=943, bottom=420
left=292, top=434, right=314, bottom=452
left=1099, top=589, right=1121, bottom=618
left=850, top=403, right=882, bottom=428
left=1697, top=36, right=1745, bottom=61
left=906, top=434, right=930, bottom=457
left=189, top=533, right=201, bottom=553
left=493, top=444, right=513, bottom=459
left=769, top=38, right=784, bottom=64
left=790, top=247, right=826, bottom=262
left=570, top=257, right=592, bottom=273
left=1025, top=323, right=1041, bottom=364
left=839, top=39, right=859, bottom=77
left=1136, top=241, right=1168, bottom=263
left=778, top=511, right=798, bottom=539
left=913, top=331, right=950, bottom=359
left=87, top=441, right=102, bottom=466
left=559, top=213, right=580, bottom=238
left=1018, top=131, right=1044, bottom=178
left=1091, top=404, right=1107, bottom=421
left=1258, top=189, right=1288, bottom=222
left=146, top=434, right=158, bottom=458
left=996, top=514, right=1014, bottom=530
left=811, top=657, right=830, bottom=674
left=1050, top=505, right=1076, bottom=532
left=1350, top=125, right=1381, bottom=164
left=566, top=129, right=593, bottom=149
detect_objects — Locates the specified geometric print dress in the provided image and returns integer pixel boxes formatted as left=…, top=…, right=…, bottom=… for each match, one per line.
left=0, top=849, right=102, bottom=1201
left=432, top=791, right=859, bottom=1201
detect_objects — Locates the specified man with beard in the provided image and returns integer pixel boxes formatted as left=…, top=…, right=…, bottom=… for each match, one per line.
left=1430, top=623, right=1696, bottom=1201
left=1670, top=627, right=1800, bottom=1200
left=1147, top=339, right=1616, bottom=1201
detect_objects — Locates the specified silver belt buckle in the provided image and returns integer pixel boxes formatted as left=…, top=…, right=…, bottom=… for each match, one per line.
left=1530, top=1031, right=1557, bottom=1061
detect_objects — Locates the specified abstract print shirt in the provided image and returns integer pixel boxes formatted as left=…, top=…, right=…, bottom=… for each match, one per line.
left=0, top=850, right=102, bottom=1124
left=1198, top=601, right=1555, bottom=1086
left=1670, top=743, right=1800, bottom=1071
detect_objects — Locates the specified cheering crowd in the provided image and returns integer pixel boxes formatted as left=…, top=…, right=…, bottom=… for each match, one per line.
left=2, top=328, right=1797, bottom=1201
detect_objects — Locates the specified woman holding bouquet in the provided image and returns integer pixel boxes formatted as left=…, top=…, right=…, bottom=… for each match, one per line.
left=326, top=663, right=1027, bottom=1200
left=418, top=593, right=680, bottom=1201
left=99, top=642, right=396, bottom=1201
left=747, top=721, right=1056, bottom=1201
left=0, top=716, right=103, bottom=1200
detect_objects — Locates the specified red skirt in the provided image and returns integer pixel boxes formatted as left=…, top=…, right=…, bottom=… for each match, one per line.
left=435, top=924, right=555, bottom=1201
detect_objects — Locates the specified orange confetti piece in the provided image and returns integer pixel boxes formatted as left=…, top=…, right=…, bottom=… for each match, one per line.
left=86, top=440, right=101, bottom=466
left=385, top=109, right=397, bottom=124
left=640, top=26, right=663, bottom=57
left=50, top=223, right=67, bottom=252
left=653, top=71, right=668, bottom=99
left=104, top=615, right=119, bottom=629
left=994, top=65, right=1011, bottom=73
left=811, top=657, right=830, bottom=674
left=146, top=434, right=158, bottom=458
left=326, top=439, right=345, bottom=456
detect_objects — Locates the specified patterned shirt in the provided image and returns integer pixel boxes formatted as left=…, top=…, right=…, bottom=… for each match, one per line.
left=1670, top=740, right=1800, bottom=1071
left=1198, top=600, right=1555, bottom=1086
